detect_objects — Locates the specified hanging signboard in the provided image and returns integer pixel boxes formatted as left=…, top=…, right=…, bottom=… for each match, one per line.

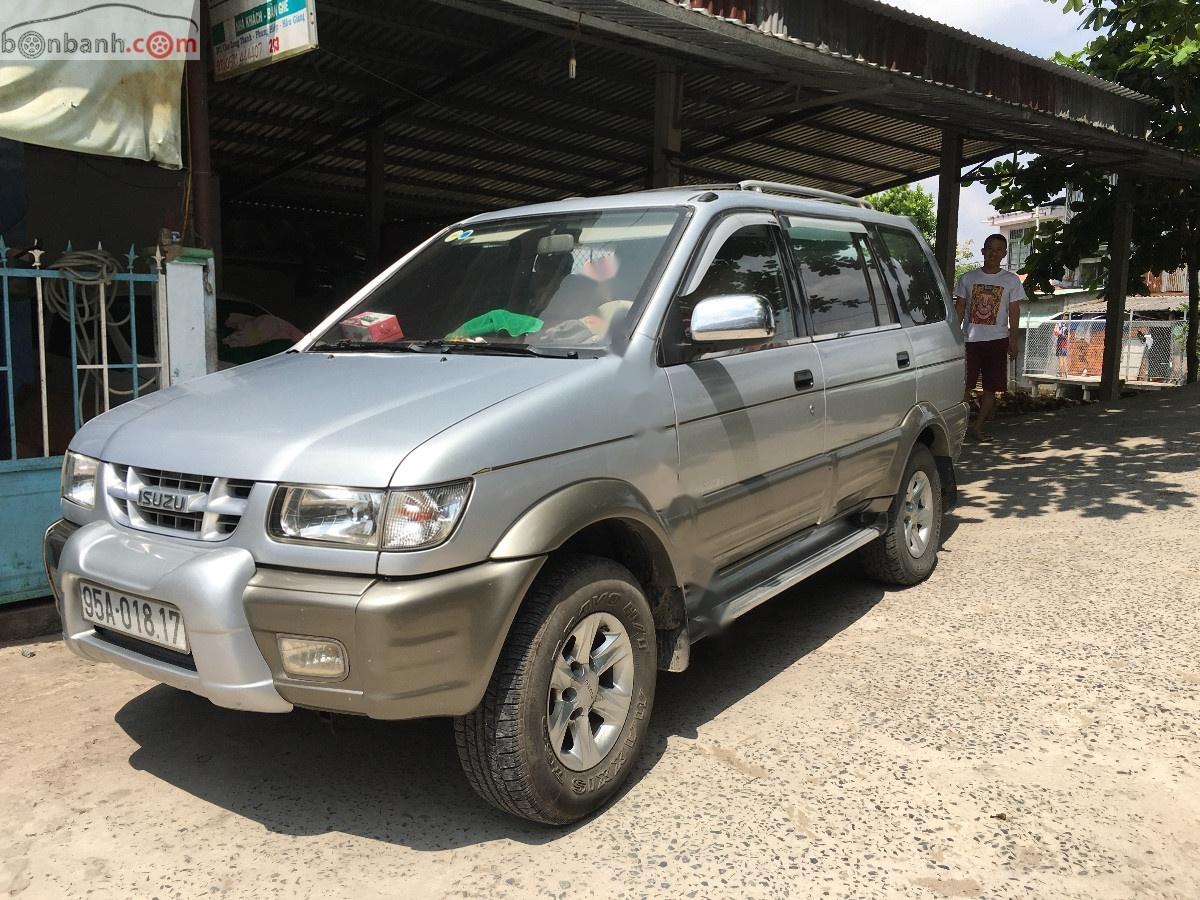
left=210, top=0, right=317, bottom=80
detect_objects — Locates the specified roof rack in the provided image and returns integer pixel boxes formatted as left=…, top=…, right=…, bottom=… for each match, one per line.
left=639, top=183, right=737, bottom=194
left=738, top=180, right=873, bottom=209
left=640, top=180, right=872, bottom=209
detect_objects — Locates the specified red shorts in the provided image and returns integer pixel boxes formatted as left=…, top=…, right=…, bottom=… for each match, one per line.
left=965, top=338, right=1009, bottom=393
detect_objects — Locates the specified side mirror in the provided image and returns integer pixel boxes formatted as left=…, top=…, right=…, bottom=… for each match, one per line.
left=689, top=294, right=775, bottom=344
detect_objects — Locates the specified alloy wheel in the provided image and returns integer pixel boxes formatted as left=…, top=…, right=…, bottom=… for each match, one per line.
left=546, top=612, right=636, bottom=772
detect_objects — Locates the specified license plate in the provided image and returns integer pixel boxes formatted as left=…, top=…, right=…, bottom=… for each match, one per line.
left=79, top=582, right=190, bottom=654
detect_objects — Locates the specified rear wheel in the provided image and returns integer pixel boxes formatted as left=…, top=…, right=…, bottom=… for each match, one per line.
left=859, top=444, right=943, bottom=586
left=454, top=553, right=657, bottom=824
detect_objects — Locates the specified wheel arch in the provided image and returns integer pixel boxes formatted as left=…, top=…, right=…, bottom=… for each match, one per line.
left=915, top=420, right=959, bottom=512
left=491, top=480, right=687, bottom=657
left=880, top=403, right=957, bottom=503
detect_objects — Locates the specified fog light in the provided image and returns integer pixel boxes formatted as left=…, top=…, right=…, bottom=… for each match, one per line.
left=277, top=636, right=347, bottom=680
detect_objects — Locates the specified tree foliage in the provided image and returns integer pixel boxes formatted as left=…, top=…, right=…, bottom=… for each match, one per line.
left=970, top=0, right=1200, bottom=379
left=866, top=184, right=936, bottom=244
left=954, top=240, right=978, bottom=284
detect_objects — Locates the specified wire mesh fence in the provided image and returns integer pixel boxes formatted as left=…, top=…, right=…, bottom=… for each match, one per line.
left=1023, top=314, right=1187, bottom=387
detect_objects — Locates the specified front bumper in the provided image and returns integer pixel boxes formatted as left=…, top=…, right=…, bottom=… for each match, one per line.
left=45, top=519, right=544, bottom=719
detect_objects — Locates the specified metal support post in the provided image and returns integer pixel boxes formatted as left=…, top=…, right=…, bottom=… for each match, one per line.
left=935, top=129, right=963, bottom=288
left=185, top=2, right=213, bottom=249
left=366, top=126, right=385, bottom=274
left=652, top=62, right=682, bottom=188
left=1100, top=175, right=1134, bottom=401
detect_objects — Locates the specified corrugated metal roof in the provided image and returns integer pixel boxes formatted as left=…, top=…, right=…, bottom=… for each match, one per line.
left=516, top=0, right=1198, bottom=177
left=838, top=0, right=1151, bottom=105
left=209, top=0, right=1199, bottom=223
left=1063, top=295, right=1189, bottom=316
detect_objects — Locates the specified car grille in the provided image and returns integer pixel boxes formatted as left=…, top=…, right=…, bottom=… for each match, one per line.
left=106, top=464, right=254, bottom=541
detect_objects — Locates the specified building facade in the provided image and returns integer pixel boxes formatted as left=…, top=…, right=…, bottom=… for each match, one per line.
left=987, top=193, right=1185, bottom=292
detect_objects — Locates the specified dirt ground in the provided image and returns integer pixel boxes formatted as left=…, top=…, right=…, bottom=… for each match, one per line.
left=3, top=387, right=1198, bottom=900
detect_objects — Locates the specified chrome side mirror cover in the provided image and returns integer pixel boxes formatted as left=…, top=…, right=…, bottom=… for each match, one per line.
left=689, top=294, right=775, bottom=343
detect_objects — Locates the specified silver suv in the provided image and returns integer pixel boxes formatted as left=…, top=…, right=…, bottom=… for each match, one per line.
left=45, top=181, right=966, bottom=824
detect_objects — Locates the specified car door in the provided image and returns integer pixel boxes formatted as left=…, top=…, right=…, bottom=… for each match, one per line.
left=783, top=216, right=916, bottom=517
left=663, top=213, right=828, bottom=571
left=873, top=225, right=965, bottom=413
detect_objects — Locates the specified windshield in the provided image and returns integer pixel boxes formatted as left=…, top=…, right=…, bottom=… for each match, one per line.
left=310, top=207, right=685, bottom=355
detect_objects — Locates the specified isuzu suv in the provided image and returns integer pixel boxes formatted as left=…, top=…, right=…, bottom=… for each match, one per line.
left=45, top=181, right=967, bottom=824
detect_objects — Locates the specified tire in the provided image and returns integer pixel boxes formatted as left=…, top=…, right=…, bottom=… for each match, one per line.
left=454, top=553, right=657, bottom=825
left=858, top=443, right=943, bottom=586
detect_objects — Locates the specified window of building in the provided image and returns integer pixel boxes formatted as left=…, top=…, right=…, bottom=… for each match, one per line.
left=1007, top=227, right=1033, bottom=273
left=1076, top=260, right=1101, bottom=288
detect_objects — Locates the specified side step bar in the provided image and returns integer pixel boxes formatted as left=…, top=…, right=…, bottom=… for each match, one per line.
left=711, top=526, right=881, bottom=629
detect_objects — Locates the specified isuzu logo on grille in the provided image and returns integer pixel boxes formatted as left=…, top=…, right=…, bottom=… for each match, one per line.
left=138, top=488, right=204, bottom=513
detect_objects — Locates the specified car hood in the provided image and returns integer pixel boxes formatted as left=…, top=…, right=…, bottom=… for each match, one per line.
left=71, top=351, right=573, bottom=486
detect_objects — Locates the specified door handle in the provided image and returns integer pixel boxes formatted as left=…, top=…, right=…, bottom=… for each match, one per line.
left=794, top=369, right=814, bottom=390
left=896, top=351, right=911, bottom=368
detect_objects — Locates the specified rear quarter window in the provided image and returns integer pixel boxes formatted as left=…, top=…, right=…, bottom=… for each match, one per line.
left=876, top=227, right=948, bottom=326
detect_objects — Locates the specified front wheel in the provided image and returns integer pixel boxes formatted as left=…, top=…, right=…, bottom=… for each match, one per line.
left=858, top=443, right=944, bottom=586
left=454, top=554, right=657, bottom=824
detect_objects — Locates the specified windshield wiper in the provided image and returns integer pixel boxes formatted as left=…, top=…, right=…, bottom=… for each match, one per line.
left=310, top=338, right=583, bottom=359
left=308, top=339, right=432, bottom=353
left=434, top=341, right=579, bottom=359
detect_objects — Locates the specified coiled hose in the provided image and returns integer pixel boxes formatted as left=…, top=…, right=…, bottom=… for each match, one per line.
left=44, top=249, right=159, bottom=421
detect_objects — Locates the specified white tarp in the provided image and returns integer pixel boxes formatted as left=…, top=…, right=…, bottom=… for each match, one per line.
left=0, top=1, right=199, bottom=168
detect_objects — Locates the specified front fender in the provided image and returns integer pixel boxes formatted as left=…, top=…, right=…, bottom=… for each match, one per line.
left=491, top=479, right=678, bottom=570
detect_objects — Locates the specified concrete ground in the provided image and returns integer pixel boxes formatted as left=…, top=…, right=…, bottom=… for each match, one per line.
left=3, top=387, right=1198, bottom=900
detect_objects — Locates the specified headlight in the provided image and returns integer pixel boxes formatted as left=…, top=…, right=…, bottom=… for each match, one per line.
left=381, top=481, right=472, bottom=550
left=61, top=452, right=99, bottom=509
left=269, top=480, right=471, bottom=550
left=270, top=486, right=383, bottom=547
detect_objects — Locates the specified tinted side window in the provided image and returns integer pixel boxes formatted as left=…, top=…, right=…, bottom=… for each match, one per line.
left=785, top=220, right=883, bottom=335
left=876, top=227, right=947, bottom=325
left=687, top=224, right=796, bottom=341
left=860, top=234, right=898, bottom=325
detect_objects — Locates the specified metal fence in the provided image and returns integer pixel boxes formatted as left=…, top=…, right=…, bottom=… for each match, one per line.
left=0, top=241, right=167, bottom=461
left=1022, top=313, right=1187, bottom=387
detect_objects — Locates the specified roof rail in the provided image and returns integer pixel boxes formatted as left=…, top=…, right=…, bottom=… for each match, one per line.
left=639, top=183, right=738, bottom=194
left=638, top=181, right=872, bottom=208
left=738, top=180, right=873, bottom=209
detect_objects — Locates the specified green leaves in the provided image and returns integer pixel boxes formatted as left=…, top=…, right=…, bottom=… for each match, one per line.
left=1172, top=37, right=1200, bottom=65
left=976, top=0, right=1200, bottom=302
left=865, top=184, right=937, bottom=243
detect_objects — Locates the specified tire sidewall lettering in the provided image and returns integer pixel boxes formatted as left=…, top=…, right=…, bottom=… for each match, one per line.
left=533, top=576, right=655, bottom=806
left=566, top=687, right=648, bottom=796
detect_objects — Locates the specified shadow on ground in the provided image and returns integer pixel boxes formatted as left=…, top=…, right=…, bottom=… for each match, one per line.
left=116, top=568, right=886, bottom=849
left=957, top=385, right=1200, bottom=519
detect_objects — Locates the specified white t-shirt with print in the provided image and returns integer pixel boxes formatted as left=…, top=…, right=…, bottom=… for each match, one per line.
left=953, top=269, right=1024, bottom=343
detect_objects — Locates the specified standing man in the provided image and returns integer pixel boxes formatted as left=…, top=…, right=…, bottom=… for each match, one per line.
left=954, top=233, right=1023, bottom=441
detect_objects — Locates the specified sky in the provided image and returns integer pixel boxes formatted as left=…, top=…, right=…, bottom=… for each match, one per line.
left=879, top=0, right=1094, bottom=259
